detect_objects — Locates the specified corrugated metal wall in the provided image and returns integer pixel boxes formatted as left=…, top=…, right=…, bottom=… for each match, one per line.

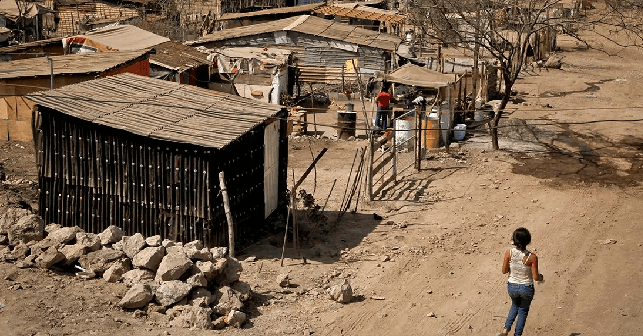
left=35, top=107, right=288, bottom=247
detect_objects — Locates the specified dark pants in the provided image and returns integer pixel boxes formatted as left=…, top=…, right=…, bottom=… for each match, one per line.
left=504, top=283, right=535, bottom=336
left=375, top=106, right=391, bottom=130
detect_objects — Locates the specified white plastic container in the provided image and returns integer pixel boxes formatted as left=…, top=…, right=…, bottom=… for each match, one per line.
left=394, top=117, right=414, bottom=150
left=453, top=124, right=467, bottom=141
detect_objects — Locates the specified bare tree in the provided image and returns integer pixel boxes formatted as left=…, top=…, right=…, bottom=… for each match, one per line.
left=411, top=0, right=642, bottom=150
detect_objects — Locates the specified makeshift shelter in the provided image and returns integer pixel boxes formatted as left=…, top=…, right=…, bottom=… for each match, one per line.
left=54, top=0, right=139, bottom=36
left=0, top=49, right=152, bottom=141
left=64, top=24, right=170, bottom=54
left=215, top=47, right=294, bottom=105
left=217, top=3, right=323, bottom=29
left=149, top=41, right=212, bottom=88
left=187, top=15, right=403, bottom=84
left=28, top=73, right=289, bottom=248
left=314, top=3, right=407, bottom=35
left=0, top=0, right=56, bottom=41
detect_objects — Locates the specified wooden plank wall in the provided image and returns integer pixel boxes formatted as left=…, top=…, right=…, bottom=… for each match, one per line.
left=35, top=107, right=288, bottom=247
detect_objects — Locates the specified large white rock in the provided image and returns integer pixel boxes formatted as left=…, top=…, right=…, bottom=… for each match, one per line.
left=103, top=259, right=132, bottom=282
left=155, top=252, right=193, bottom=282
left=225, top=310, right=246, bottom=328
left=78, top=248, right=124, bottom=274
left=0, top=208, right=44, bottom=245
left=186, top=272, right=207, bottom=288
left=155, top=280, right=193, bottom=307
left=46, top=226, right=83, bottom=246
left=59, top=244, right=87, bottom=266
left=118, top=284, right=153, bottom=309
left=122, top=268, right=155, bottom=287
left=76, top=232, right=101, bottom=252
left=170, top=305, right=212, bottom=330
left=35, top=246, right=65, bottom=269
left=121, top=233, right=147, bottom=259
left=328, top=279, right=353, bottom=304
left=214, top=257, right=242, bottom=285
left=145, top=235, right=162, bottom=247
left=132, top=246, right=165, bottom=271
left=99, top=225, right=124, bottom=245
left=212, top=285, right=243, bottom=315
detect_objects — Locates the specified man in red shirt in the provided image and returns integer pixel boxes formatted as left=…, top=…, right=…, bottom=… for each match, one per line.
left=374, top=88, right=393, bottom=131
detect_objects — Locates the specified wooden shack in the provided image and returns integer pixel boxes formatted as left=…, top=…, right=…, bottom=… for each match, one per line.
left=29, top=73, right=288, bottom=249
left=187, top=15, right=402, bottom=84
left=0, top=49, right=151, bottom=142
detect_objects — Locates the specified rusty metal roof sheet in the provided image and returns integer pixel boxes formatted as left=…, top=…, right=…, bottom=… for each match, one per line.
left=190, top=15, right=401, bottom=51
left=28, top=73, right=283, bottom=148
left=0, top=37, right=63, bottom=54
left=315, top=4, right=407, bottom=24
left=149, top=41, right=211, bottom=71
left=0, top=49, right=149, bottom=79
left=218, top=3, right=323, bottom=20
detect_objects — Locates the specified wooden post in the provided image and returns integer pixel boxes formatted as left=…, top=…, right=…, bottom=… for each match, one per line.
left=392, top=127, right=397, bottom=181
left=367, top=137, right=374, bottom=201
left=218, top=171, right=234, bottom=258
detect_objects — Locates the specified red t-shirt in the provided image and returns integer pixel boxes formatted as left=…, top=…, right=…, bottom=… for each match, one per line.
left=377, top=92, right=392, bottom=108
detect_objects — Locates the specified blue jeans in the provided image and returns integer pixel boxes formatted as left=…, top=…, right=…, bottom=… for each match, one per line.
left=375, top=106, right=391, bottom=130
left=504, top=283, right=534, bottom=336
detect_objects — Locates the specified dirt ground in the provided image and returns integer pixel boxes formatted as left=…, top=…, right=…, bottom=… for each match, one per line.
left=1, top=33, right=643, bottom=335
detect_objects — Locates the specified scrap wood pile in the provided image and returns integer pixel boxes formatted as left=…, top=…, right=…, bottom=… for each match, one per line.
left=0, top=207, right=251, bottom=330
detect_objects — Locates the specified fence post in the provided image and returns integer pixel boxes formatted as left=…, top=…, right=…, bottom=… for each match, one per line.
left=367, top=137, right=374, bottom=201
left=218, top=171, right=234, bottom=258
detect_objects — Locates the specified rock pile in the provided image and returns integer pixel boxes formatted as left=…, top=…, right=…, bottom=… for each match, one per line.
left=0, top=208, right=250, bottom=330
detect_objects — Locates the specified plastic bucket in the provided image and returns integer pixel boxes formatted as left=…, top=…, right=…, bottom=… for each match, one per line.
left=394, top=116, right=414, bottom=149
left=337, top=111, right=357, bottom=140
left=453, top=124, right=466, bottom=141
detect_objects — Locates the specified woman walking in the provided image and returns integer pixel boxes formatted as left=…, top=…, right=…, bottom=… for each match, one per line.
left=498, top=227, right=544, bottom=336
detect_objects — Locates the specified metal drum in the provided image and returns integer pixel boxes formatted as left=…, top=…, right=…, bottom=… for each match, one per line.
left=337, top=111, right=357, bottom=140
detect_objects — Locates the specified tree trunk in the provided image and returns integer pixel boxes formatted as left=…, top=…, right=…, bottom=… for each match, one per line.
left=490, top=78, right=512, bottom=150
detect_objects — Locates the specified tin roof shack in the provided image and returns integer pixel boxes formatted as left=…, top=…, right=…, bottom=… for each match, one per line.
left=54, top=0, right=140, bottom=36
left=188, top=15, right=402, bottom=84
left=149, top=41, right=212, bottom=88
left=0, top=49, right=151, bottom=141
left=217, top=3, right=323, bottom=30
left=64, top=24, right=170, bottom=54
left=314, top=3, right=406, bottom=36
left=0, top=0, right=56, bottom=42
left=0, top=37, right=64, bottom=61
left=29, top=73, right=288, bottom=248
left=215, top=47, right=294, bottom=105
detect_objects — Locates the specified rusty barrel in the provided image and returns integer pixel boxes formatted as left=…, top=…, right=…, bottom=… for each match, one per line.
left=422, top=114, right=440, bottom=148
left=337, top=111, right=357, bottom=140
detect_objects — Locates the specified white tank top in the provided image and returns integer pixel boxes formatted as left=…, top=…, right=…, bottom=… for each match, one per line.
left=507, top=247, right=534, bottom=285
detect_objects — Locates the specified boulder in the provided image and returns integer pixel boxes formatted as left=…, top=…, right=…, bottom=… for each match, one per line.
left=184, top=240, right=203, bottom=250
left=8, top=213, right=44, bottom=245
left=214, top=257, right=242, bottom=285
left=195, top=261, right=216, bottom=280
left=155, top=252, right=193, bottom=282
left=231, top=281, right=252, bottom=302
left=277, top=273, right=290, bottom=288
left=45, top=223, right=62, bottom=234
left=99, top=225, right=124, bottom=245
left=122, top=233, right=146, bottom=259
left=118, top=284, right=153, bottom=309
left=78, top=249, right=124, bottom=274
left=59, top=244, right=87, bottom=266
left=211, top=247, right=228, bottom=259
left=16, top=254, right=37, bottom=268
left=76, top=232, right=101, bottom=252
left=544, top=56, right=562, bottom=69
left=225, top=310, right=246, bottom=328
left=145, top=235, right=162, bottom=247
left=103, top=259, right=132, bottom=283
left=112, top=240, right=124, bottom=251
left=212, top=316, right=226, bottom=330
left=212, top=258, right=228, bottom=275
left=0, top=208, right=32, bottom=235
left=46, top=226, right=82, bottom=246
left=155, top=280, right=193, bottom=307
left=190, top=288, right=213, bottom=306
left=184, top=247, right=212, bottom=261
left=165, top=245, right=184, bottom=256
left=186, top=273, right=207, bottom=288
left=132, top=246, right=165, bottom=271
left=35, top=246, right=65, bottom=269
left=170, top=305, right=212, bottom=330
left=212, top=285, right=243, bottom=315
left=328, top=279, right=353, bottom=303
left=161, top=239, right=176, bottom=248
left=0, top=234, right=8, bottom=245
left=4, top=242, right=29, bottom=261
left=122, top=269, right=155, bottom=287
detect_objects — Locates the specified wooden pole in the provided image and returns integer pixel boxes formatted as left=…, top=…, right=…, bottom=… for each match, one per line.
left=279, top=206, right=291, bottom=267
left=218, top=171, right=234, bottom=258
left=294, top=147, right=328, bottom=191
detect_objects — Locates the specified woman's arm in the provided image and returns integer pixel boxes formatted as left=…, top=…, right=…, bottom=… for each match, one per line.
left=528, top=254, right=544, bottom=281
left=502, top=250, right=510, bottom=274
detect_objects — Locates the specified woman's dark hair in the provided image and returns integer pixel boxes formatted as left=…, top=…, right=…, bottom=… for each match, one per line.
left=512, top=227, right=531, bottom=250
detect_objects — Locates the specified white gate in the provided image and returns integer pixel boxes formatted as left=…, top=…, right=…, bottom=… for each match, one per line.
left=263, top=120, right=280, bottom=218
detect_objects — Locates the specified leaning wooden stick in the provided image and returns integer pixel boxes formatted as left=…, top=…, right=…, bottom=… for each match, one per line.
left=218, top=171, right=235, bottom=258
left=280, top=206, right=291, bottom=267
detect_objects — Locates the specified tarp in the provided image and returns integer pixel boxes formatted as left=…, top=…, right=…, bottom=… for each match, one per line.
left=385, top=63, right=455, bottom=88
left=65, top=24, right=170, bottom=54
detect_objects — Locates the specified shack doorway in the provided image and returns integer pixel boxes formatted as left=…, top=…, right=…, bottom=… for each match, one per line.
left=264, top=119, right=280, bottom=218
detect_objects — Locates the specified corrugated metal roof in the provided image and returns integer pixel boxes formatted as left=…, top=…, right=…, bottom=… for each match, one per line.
left=75, top=25, right=170, bottom=51
left=384, top=63, right=454, bottom=88
left=0, top=49, right=149, bottom=79
left=218, top=3, right=323, bottom=20
left=149, top=41, right=211, bottom=71
left=0, top=37, right=63, bottom=54
left=315, top=4, right=407, bottom=24
left=28, top=73, right=284, bottom=149
left=190, top=15, right=402, bottom=51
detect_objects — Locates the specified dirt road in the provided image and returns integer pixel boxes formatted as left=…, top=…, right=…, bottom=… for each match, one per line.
left=1, top=33, right=642, bottom=336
